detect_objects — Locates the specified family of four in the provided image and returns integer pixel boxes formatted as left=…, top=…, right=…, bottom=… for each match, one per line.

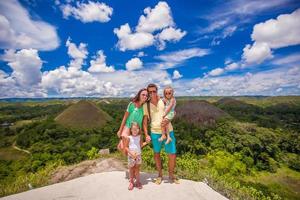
left=117, top=83, right=179, bottom=190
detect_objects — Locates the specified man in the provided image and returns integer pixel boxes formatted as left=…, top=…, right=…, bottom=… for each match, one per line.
left=142, top=83, right=179, bottom=184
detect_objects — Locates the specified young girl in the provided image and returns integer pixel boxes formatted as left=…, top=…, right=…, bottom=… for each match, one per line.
left=159, top=86, right=176, bottom=144
left=124, top=122, right=147, bottom=190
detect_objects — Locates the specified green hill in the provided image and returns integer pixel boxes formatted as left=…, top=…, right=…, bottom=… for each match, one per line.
left=55, top=100, right=112, bottom=129
left=176, top=100, right=228, bottom=126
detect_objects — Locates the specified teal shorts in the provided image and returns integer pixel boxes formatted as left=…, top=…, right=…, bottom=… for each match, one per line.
left=150, top=131, right=176, bottom=154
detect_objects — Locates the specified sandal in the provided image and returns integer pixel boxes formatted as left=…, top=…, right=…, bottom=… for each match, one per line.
left=128, top=182, right=134, bottom=190
left=135, top=182, right=143, bottom=189
left=154, top=177, right=162, bottom=185
left=169, top=177, right=180, bottom=184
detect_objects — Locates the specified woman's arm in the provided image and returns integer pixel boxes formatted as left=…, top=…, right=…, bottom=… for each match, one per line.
left=117, top=111, right=129, bottom=138
left=163, top=98, right=175, bottom=117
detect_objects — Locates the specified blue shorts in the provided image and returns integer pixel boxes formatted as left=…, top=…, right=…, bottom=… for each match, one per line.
left=151, top=131, right=176, bottom=154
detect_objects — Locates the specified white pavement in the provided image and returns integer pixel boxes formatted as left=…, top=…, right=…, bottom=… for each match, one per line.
left=2, top=171, right=228, bottom=200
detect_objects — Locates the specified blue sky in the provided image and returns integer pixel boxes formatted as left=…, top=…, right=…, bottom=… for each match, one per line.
left=0, top=0, right=300, bottom=97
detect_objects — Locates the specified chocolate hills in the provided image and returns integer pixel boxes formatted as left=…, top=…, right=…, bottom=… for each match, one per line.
left=55, top=100, right=112, bottom=129
left=175, top=100, right=228, bottom=126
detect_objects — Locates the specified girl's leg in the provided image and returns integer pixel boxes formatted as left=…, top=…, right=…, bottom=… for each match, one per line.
left=135, top=164, right=142, bottom=189
left=128, top=166, right=135, bottom=190
left=159, top=124, right=167, bottom=141
left=164, top=120, right=172, bottom=144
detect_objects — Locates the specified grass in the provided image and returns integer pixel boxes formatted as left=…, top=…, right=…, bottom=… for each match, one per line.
left=0, top=146, right=28, bottom=161
left=10, top=120, right=34, bottom=130
left=0, top=160, right=63, bottom=197
left=243, top=167, right=300, bottom=200
left=237, top=96, right=300, bottom=107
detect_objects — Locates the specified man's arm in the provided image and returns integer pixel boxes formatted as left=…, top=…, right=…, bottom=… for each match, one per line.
left=143, top=115, right=151, bottom=143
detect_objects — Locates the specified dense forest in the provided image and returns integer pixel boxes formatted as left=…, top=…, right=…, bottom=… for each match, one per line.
left=0, top=97, right=299, bottom=199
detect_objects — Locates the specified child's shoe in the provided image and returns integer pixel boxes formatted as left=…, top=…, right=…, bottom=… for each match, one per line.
left=165, top=137, right=172, bottom=144
left=158, top=134, right=166, bottom=142
left=128, top=182, right=134, bottom=190
left=135, top=182, right=143, bottom=189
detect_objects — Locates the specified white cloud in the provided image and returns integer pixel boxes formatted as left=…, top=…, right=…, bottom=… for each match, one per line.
left=155, top=48, right=210, bottom=69
left=242, top=8, right=300, bottom=64
left=206, top=68, right=225, bottom=77
left=42, top=67, right=172, bottom=97
left=65, top=38, right=88, bottom=69
left=2, top=49, right=42, bottom=86
left=197, top=0, right=292, bottom=45
left=0, top=49, right=47, bottom=98
left=173, top=66, right=300, bottom=96
left=172, top=70, right=182, bottom=79
left=242, top=42, right=273, bottom=64
left=156, top=48, right=210, bottom=63
left=42, top=66, right=119, bottom=97
left=114, top=1, right=186, bottom=51
left=60, top=1, right=113, bottom=23
left=272, top=53, right=300, bottom=65
left=0, top=0, right=59, bottom=50
left=137, top=51, right=146, bottom=57
left=252, top=8, right=300, bottom=49
left=113, top=23, right=154, bottom=51
left=225, top=62, right=239, bottom=71
left=156, top=27, right=186, bottom=50
left=136, top=1, right=174, bottom=33
left=126, top=57, right=143, bottom=71
left=0, top=40, right=174, bottom=98
left=88, top=50, right=115, bottom=73
left=203, top=62, right=240, bottom=78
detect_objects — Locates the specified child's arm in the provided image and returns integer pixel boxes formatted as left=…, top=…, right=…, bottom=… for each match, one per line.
left=163, top=98, right=175, bottom=117
left=140, top=137, right=148, bottom=148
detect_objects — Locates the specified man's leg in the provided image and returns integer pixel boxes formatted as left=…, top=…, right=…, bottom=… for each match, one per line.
left=168, top=153, right=176, bottom=178
left=151, top=133, right=163, bottom=184
left=165, top=131, right=179, bottom=183
left=154, top=153, right=163, bottom=177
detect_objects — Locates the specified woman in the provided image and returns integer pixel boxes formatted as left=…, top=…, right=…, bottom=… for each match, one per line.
left=117, top=88, right=148, bottom=154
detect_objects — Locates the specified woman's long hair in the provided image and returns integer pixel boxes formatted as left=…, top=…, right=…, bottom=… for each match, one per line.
left=131, top=88, right=147, bottom=103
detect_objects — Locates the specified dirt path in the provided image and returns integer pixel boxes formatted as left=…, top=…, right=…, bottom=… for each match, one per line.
left=12, top=141, right=31, bottom=155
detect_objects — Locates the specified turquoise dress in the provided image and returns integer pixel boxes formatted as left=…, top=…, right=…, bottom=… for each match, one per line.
left=165, top=98, right=176, bottom=120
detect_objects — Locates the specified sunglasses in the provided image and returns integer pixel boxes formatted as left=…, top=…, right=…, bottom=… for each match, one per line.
left=149, top=90, right=157, bottom=94
left=165, top=92, right=172, bottom=95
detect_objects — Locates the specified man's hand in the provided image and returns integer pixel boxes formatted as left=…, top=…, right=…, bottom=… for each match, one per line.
left=161, top=118, right=169, bottom=127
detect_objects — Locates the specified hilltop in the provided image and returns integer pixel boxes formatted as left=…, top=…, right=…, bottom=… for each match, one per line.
left=55, top=100, right=112, bottom=129
left=176, top=100, right=228, bottom=126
